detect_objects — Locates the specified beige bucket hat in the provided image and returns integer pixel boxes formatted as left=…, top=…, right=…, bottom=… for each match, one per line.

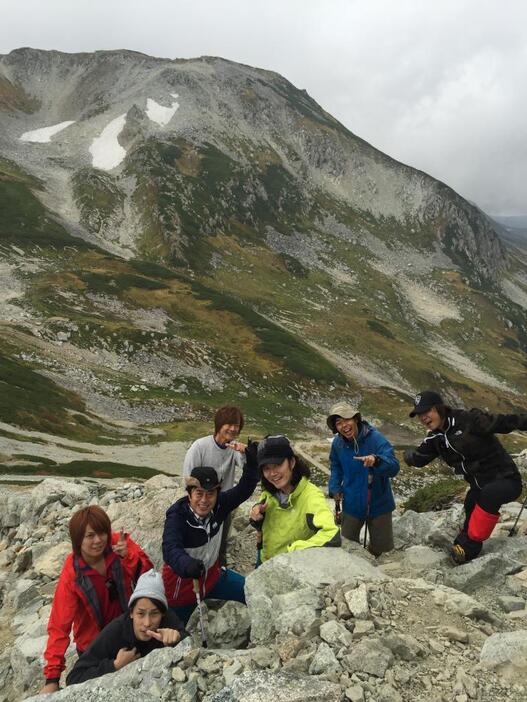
left=326, top=401, right=361, bottom=433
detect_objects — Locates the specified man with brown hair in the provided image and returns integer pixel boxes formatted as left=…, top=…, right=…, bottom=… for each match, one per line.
left=182, top=405, right=247, bottom=565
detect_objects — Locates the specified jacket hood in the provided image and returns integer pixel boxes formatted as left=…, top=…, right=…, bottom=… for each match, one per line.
left=263, top=476, right=309, bottom=506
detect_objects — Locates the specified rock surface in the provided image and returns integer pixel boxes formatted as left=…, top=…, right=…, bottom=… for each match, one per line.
left=1, top=481, right=527, bottom=702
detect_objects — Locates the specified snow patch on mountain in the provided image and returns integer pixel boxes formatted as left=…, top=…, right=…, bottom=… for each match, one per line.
left=89, top=114, right=127, bottom=170
left=20, top=120, right=75, bottom=143
left=146, top=93, right=180, bottom=126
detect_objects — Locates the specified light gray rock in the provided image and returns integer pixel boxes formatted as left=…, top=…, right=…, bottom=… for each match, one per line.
left=26, top=637, right=193, bottom=701
left=106, top=478, right=183, bottom=569
left=32, top=541, right=71, bottom=578
left=222, top=660, right=243, bottom=686
left=209, top=670, right=342, bottom=701
left=352, top=620, right=375, bottom=639
left=443, top=553, right=524, bottom=593
left=9, top=634, right=48, bottom=695
left=176, top=678, right=198, bottom=702
left=497, top=595, right=525, bottom=613
left=344, top=583, right=369, bottom=620
left=480, top=629, right=527, bottom=681
left=4, top=578, right=40, bottom=610
left=308, top=642, right=341, bottom=675
left=432, top=585, right=499, bottom=622
left=345, top=684, right=365, bottom=702
left=396, top=545, right=448, bottom=574
left=393, top=508, right=461, bottom=550
left=207, top=601, right=250, bottom=649
left=319, top=620, right=353, bottom=647
left=343, top=638, right=394, bottom=677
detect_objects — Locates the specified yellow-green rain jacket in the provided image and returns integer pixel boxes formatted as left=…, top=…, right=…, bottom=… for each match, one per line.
left=260, top=477, right=341, bottom=561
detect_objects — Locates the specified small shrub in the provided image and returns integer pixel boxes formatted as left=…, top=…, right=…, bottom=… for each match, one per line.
left=403, top=478, right=464, bottom=512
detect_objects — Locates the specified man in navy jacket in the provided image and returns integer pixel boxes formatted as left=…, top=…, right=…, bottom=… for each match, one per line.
left=162, top=442, right=258, bottom=623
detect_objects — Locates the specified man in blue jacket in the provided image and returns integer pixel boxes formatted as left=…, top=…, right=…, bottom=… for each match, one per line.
left=327, top=402, right=400, bottom=556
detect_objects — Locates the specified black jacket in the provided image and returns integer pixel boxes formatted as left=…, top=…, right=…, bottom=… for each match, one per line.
left=405, top=408, right=526, bottom=488
left=66, top=610, right=188, bottom=686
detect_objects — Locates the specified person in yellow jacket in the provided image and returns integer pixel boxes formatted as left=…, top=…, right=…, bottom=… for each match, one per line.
left=249, top=435, right=341, bottom=562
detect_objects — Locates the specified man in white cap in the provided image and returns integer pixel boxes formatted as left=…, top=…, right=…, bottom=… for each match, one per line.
left=66, top=570, right=188, bottom=685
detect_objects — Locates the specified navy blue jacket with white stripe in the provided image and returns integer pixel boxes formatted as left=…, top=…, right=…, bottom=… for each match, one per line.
left=405, top=408, right=526, bottom=488
left=162, top=455, right=258, bottom=606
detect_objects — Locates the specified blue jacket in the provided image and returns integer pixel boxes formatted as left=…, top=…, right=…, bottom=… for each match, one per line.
left=328, top=422, right=399, bottom=519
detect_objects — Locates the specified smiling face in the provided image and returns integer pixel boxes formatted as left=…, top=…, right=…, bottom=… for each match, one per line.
left=188, top=487, right=219, bottom=518
left=262, top=458, right=295, bottom=494
left=80, top=525, right=108, bottom=562
left=417, top=406, right=443, bottom=432
left=130, top=598, right=163, bottom=641
left=215, top=423, right=241, bottom=445
left=335, top=416, right=359, bottom=441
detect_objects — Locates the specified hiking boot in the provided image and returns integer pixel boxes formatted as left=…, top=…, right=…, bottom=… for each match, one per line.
left=450, top=530, right=482, bottom=565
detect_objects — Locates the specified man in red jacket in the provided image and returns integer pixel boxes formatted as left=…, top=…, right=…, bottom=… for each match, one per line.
left=40, top=506, right=153, bottom=693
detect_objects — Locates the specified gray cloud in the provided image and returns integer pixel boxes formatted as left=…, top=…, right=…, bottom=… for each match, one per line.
left=1, top=0, right=526, bottom=214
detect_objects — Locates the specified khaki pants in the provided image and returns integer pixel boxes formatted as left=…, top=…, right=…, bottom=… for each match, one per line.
left=341, top=511, right=394, bottom=556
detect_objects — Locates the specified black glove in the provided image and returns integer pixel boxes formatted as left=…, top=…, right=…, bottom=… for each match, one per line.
left=186, top=558, right=205, bottom=579
left=403, top=449, right=415, bottom=466
left=245, top=440, right=259, bottom=467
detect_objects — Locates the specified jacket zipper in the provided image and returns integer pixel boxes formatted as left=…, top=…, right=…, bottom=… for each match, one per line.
left=442, top=417, right=481, bottom=488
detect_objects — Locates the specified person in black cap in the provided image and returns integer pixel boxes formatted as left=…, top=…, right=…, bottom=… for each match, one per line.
left=404, top=390, right=525, bottom=564
left=249, top=435, right=340, bottom=563
left=162, top=444, right=258, bottom=623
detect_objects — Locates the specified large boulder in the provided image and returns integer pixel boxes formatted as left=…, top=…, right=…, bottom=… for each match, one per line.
left=210, top=670, right=342, bottom=702
left=245, top=548, right=384, bottom=643
left=443, top=553, right=524, bottom=593
left=392, top=507, right=461, bottom=550
left=106, top=475, right=183, bottom=568
left=32, top=541, right=71, bottom=578
left=25, top=638, right=193, bottom=701
left=480, top=629, right=527, bottom=681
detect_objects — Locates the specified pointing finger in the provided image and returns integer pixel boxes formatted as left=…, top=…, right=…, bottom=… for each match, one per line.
left=146, top=629, right=162, bottom=640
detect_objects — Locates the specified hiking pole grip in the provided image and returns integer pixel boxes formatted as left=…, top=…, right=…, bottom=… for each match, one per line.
left=193, top=579, right=208, bottom=648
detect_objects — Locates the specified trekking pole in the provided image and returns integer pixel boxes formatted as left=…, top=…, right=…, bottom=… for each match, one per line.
left=363, top=470, right=373, bottom=549
left=334, top=498, right=342, bottom=526
left=192, top=579, right=208, bottom=648
left=508, top=494, right=527, bottom=537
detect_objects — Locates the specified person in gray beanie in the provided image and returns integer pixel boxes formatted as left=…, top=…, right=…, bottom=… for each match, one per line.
left=66, top=570, right=188, bottom=686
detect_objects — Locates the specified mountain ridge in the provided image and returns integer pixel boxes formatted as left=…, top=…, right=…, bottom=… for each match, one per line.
left=1, top=47, right=527, bottom=456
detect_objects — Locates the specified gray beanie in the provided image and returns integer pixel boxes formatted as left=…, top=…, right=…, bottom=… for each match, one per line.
left=128, top=569, right=168, bottom=610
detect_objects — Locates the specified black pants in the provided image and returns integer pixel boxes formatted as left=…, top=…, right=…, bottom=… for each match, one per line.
left=463, top=475, right=522, bottom=530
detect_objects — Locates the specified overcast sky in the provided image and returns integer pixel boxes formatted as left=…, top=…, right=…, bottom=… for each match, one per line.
left=1, top=0, right=526, bottom=215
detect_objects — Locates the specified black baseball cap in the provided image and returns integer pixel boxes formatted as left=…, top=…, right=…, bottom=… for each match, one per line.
left=257, top=435, right=294, bottom=468
left=186, top=466, right=221, bottom=490
left=409, top=390, right=444, bottom=417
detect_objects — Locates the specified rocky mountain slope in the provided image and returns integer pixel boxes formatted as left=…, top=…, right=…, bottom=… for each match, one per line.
left=1, top=47, right=527, bottom=467
left=0, top=475, right=526, bottom=702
